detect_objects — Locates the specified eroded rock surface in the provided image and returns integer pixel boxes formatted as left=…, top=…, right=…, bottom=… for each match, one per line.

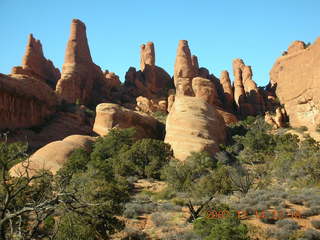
left=11, top=34, right=60, bottom=88
left=93, top=103, right=163, bottom=139
left=0, top=73, right=57, bottom=129
left=270, top=38, right=320, bottom=130
left=165, top=96, right=226, bottom=161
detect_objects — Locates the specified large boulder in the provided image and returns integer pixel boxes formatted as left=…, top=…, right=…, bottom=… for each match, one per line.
left=93, top=103, right=163, bottom=139
left=11, top=34, right=60, bottom=88
left=10, top=135, right=95, bottom=176
left=270, top=38, right=320, bottom=130
left=165, top=96, right=226, bottom=161
left=0, top=73, right=57, bottom=129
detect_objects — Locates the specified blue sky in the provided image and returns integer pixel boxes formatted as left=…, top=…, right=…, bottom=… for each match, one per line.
left=0, top=0, right=319, bottom=86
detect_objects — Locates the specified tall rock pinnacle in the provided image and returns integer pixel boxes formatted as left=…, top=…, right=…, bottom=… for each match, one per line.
left=220, top=70, right=234, bottom=112
left=140, top=42, right=155, bottom=71
left=174, top=40, right=195, bottom=96
left=64, top=19, right=92, bottom=64
left=11, top=34, right=60, bottom=88
left=56, top=19, right=107, bottom=105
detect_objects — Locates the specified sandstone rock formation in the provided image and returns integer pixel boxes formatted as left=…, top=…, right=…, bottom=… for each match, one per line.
left=270, top=38, right=320, bottom=130
left=233, top=58, right=246, bottom=110
left=242, top=65, right=265, bottom=114
left=191, top=55, right=199, bottom=75
left=174, top=40, right=195, bottom=96
left=93, top=103, right=163, bottom=139
left=11, top=34, right=60, bottom=88
left=11, top=135, right=95, bottom=176
left=264, top=107, right=286, bottom=129
left=192, top=77, right=219, bottom=106
left=232, top=58, right=266, bottom=117
left=55, top=19, right=108, bottom=106
left=0, top=73, right=57, bottom=129
left=220, top=70, right=234, bottom=112
left=287, top=41, right=306, bottom=55
left=165, top=96, right=226, bottom=161
left=122, top=42, right=172, bottom=101
left=167, top=89, right=175, bottom=112
left=140, top=42, right=155, bottom=71
left=104, top=70, right=121, bottom=90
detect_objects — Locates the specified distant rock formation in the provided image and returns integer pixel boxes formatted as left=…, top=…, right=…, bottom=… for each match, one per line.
left=270, top=38, right=320, bottom=130
left=232, top=58, right=265, bottom=117
left=104, top=70, right=121, bottom=90
left=11, top=135, right=95, bottom=176
left=93, top=103, right=163, bottom=139
left=165, top=96, right=226, bottom=161
left=242, top=65, right=265, bottom=114
left=123, top=42, right=172, bottom=101
left=55, top=19, right=108, bottom=106
left=11, top=34, right=60, bottom=88
left=0, top=73, right=57, bottom=129
left=135, top=96, right=167, bottom=114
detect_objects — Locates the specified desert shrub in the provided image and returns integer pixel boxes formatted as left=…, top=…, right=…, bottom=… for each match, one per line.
left=158, top=202, right=181, bottom=212
left=161, top=151, right=219, bottom=193
left=163, top=230, right=201, bottom=240
left=302, top=228, right=320, bottom=240
left=112, top=138, right=172, bottom=179
left=296, top=126, right=308, bottom=133
left=289, top=195, right=305, bottom=205
left=272, top=228, right=295, bottom=240
left=276, top=219, right=300, bottom=230
left=123, top=202, right=157, bottom=218
left=54, top=213, right=96, bottom=240
left=193, top=213, right=250, bottom=240
left=311, top=220, right=320, bottom=229
left=151, top=212, right=170, bottom=227
left=152, top=111, right=168, bottom=124
left=215, top=150, right=236, bottom=166
left=301, top=207, right=320, bottom=218
left=152, top=187, right=176, bottom=201
left=122, top=227, right=148, bottom=240
left=260, top=211, right=277, bottom=224
left=172, top=197, right=186, bottom=206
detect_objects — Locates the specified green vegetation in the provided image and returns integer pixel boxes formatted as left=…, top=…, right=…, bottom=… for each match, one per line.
left=3, top=115, right=320, bottom=239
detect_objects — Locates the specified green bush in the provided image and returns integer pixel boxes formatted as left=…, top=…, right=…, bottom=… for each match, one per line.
left=193, top=214, right=250, bottom=240
left=112, top=138, right=172, bottom=179
left=311, top=220, right=320, bottom=229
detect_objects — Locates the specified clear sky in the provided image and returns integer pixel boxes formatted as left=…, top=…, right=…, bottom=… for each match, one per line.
left=0, top=0, right=319, bottom=86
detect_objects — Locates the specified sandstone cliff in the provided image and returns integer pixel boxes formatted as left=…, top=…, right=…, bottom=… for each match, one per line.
left=270, top=38, right=320, bottom=130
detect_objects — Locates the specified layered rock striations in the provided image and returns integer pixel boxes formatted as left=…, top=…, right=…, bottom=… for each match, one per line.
left=0, top=73, right=57, bottom=129
left=165, top=40, right=227, bottom=160
left=55, top=19, right=108, bottom=106
left=165, top=96, right=226, bottom=161
left=11, top=34, right=60, bottom=88
left=269, top=38, right=320, bottom=130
